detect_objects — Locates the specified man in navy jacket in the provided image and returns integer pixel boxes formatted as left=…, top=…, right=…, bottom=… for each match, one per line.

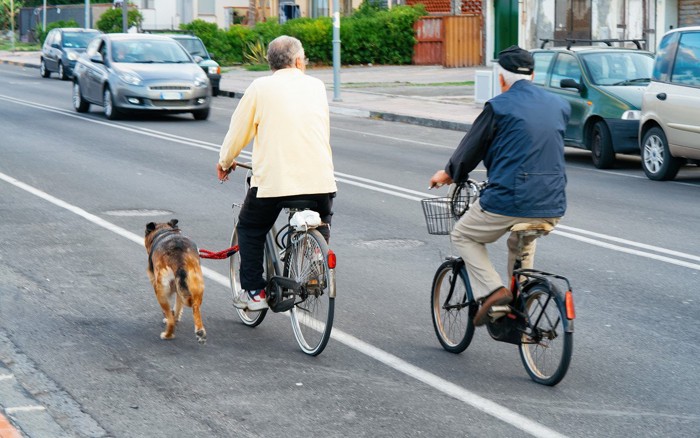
left=429, top=46, right=571, bottom=326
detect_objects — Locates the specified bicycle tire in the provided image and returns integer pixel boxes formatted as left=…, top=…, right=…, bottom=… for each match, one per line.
left=518, top=283, right=573, bottom=386
left=229, top=226, right=270, bottom=327
left=450, top=182, right=470, bottom=218
left=287, top=228, right=334, bottom=356
left=431, top=259, right=476, bottom=353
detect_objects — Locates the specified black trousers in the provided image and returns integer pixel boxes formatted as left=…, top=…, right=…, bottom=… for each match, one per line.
left=237, top=187, right=335, bottom=290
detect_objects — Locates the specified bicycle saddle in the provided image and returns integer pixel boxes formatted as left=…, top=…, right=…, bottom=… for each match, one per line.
left=510, top=222, right=554, bottom=235
left=277, top=200, right=318, bottom=210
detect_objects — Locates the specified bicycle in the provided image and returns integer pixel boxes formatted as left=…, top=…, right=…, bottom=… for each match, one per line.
left=421, top=180, right=575, bottom=386
left=228, top=163, right=336, bottom=356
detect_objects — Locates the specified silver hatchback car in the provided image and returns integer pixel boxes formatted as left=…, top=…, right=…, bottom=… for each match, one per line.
left=639, top=27, right=700, bottom=180
left=72, top=33, right=211, bottom=120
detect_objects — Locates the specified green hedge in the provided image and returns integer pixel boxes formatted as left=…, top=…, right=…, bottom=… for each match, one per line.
left=180, top=4, right=425, bottom=66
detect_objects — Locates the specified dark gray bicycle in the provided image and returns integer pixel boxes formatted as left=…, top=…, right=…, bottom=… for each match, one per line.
left=228, top=163, right=336, bottom=356
left=422, top=180, right=575, bottom=386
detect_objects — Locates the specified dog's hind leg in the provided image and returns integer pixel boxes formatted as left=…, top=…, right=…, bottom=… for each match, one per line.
left=155, top=286, right=176, bottom=340
left=174, top=294, right=184, bottom=324
left=192, top=299, right=206, bottom=345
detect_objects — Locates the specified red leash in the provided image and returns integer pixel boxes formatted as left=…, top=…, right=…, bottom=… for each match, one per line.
left=199, top=245, right=239, bottom=260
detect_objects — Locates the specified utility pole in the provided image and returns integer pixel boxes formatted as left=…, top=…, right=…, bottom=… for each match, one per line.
left=85, top=0, right=90, bottom=29
left=43, top=0, right=46, bottom=32
left=122, top=0, right=128, bottom=33
left=10, top=0, right=15, bottom=51
left=332, top=0, right=341, bottom=101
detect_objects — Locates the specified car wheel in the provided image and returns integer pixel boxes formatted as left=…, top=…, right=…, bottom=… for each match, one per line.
left=40, top=59, right=50, bottom=78
left=641, top=127, right=683, bottom=181
left=72, top=82, right=90, bottom=113
left=103, top=88, right=120, bottom=120
left=590, top=121, right=615, bottom=169
left=58, top=62, right=69, bottom=81
left=192, top=108, right=210, bottom=120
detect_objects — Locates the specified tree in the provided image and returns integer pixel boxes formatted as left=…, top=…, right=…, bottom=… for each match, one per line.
left=96, top=7, right=143, bottom=33
left=0, top=0, right=22, bottom=33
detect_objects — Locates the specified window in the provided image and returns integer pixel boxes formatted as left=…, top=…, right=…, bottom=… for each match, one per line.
left=671, top=32, right=700, bottom=87
left=198, top=0, right=215, bottom=15
left=652, top=32, right=679, bottom=82
left=532, top=52, right=554, bottom=85
left=549, top=53, right=580, bottom=88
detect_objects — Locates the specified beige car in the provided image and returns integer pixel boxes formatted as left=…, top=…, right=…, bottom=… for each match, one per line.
left=639, top=26, right=700, bottom=180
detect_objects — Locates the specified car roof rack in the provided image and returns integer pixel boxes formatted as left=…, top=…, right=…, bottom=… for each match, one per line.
left=539, top=38, right=646, bottom=50
left=141, top=29, right=194, bottom=36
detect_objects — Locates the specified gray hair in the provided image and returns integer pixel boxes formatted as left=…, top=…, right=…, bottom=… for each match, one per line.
left=498, top=65, right=533, bottom=87
left=267, top=35, right=304, bottom=70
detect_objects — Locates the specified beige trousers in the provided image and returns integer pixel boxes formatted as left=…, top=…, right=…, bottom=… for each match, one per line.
left=451, top=200, right=560, bottom=300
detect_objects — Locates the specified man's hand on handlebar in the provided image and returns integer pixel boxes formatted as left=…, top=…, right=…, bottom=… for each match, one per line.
left=217, top=161, right=237, bottom=183
left=429, top=170, right=454, bottom=189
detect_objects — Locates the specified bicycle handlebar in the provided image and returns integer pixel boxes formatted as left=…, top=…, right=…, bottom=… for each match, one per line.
left=235, top=161, right=252, bottom=170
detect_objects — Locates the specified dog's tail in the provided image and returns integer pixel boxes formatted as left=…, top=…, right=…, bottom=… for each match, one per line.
left=176, top=268, right=192, bottom=304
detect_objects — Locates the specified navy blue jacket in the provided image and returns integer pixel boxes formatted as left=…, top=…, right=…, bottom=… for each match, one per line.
left=445, top=79, right=570, bottom=218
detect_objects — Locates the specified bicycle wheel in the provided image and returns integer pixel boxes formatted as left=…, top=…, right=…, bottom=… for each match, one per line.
left=287, top=229, right=334, bottom=356
left=519, top=283, right=573, bottom=386
left=431, top=260, right=476, bottom=353
left=229, top=226, right=270, bottom=327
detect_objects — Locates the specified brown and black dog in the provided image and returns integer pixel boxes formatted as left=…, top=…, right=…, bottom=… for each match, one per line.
left=144, top=219, right=206, bottom=344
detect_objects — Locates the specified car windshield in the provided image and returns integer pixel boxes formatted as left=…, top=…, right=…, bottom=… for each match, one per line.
left=581, top=52, right=654, bottom=86
left=174, top=38, right=208, bottom=58
left=111, top=40, right=193, bottom=64
left=63, top=32, right=99, bottom=49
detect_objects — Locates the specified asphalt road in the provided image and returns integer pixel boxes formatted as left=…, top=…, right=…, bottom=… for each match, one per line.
left=1, top=63, right=699, bottom=438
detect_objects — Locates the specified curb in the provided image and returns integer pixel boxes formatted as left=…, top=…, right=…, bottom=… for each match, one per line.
left=1, top=60, right=39, bottom=69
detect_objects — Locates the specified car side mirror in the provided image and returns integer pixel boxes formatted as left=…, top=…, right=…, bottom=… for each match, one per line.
left=90, top=53, right=104, bottom=64
left=560, top=78, right=584, bottom=93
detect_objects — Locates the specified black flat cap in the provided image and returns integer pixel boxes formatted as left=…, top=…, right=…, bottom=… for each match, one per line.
left=497, top=45, right=534, bottom=75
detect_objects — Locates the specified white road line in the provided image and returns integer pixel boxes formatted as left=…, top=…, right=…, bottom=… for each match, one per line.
left=1, top=95, right=698, bottom=268
left=0, top=374, right=14, bottom=381
left=0, top=170, right=565, bottom=438
left=5, top=406, right=46, bottom=414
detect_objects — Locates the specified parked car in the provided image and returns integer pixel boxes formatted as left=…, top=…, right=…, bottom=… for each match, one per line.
left=40, top=28, right=101, bottom=80
left=531, top=42, right=654, bottom=168
left=167, top=34, right=221, bottom=96
left=639, top=27, right=700, bottom=181
left=72, top=33, right=211, bottom=120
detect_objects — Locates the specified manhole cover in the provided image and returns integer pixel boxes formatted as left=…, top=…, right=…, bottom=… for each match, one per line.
left=353, top=239, right=425, bottom=249
left=104, top=209, right=174, bottom=217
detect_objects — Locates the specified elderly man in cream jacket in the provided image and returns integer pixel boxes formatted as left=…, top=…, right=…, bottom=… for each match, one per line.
left=217, top=35, right=337, bottom=311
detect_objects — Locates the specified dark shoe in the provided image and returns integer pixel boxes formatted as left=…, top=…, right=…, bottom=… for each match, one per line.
left=473, top=287, right=513, bottom=327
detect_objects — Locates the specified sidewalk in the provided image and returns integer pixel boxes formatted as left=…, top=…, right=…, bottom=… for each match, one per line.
left=0, top=50, right=484, bottom=131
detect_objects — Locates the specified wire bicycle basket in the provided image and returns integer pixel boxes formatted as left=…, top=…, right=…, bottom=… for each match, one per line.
left=421, top=180, right=484, bottom=235
left=421, top=197, right=458, bottom=235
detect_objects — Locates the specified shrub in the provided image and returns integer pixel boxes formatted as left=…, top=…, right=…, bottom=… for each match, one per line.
left=96, top=8, right=143, bottom=33
left=184, top=4, right=424, bottom=66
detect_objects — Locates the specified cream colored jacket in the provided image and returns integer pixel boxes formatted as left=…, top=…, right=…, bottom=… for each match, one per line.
left=218, top=68, right=337, bottom=198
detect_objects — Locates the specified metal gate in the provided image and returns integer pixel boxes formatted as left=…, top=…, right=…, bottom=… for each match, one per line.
left=413, top=15, right=483, bottom=67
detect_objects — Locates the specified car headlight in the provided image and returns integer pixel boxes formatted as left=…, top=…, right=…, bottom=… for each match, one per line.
left=208, top=66, right=220, bottom=75
left=194, top=75, right=209, bottom=88
left=621, top=110, right=641, bottom=120
left=67, top=52, right=79, bottom=61
left=118, top=72, right=142, bottom=86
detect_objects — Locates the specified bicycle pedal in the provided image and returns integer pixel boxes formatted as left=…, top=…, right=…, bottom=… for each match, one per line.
left=488, top=305, right=512, bottom=321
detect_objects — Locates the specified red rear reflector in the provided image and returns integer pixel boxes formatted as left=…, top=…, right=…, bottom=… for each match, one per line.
left=565, top=291, right=575, bottom=319
left=327, top=250, right=336, bottom=269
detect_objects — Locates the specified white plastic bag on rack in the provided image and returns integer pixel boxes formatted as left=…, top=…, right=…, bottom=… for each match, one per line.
left=290, top=210, right=322, bottom=231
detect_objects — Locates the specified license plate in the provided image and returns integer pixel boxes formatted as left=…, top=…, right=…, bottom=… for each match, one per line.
left=160, top=92, right=182, bottom=100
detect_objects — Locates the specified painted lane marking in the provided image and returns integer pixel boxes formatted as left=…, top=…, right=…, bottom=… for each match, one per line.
left=0, top=171, right=565, bottom=438
left=4, top=406, right=46, bottom=414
